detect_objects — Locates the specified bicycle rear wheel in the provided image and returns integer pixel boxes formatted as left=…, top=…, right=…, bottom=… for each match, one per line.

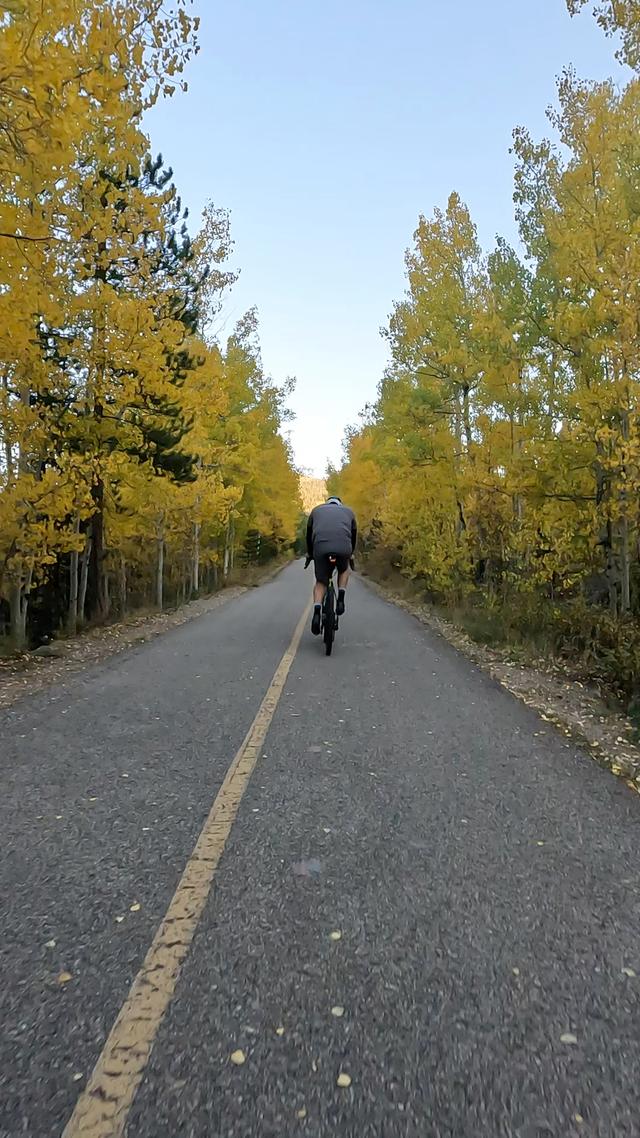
left=323, top=585, right=335, bottom=656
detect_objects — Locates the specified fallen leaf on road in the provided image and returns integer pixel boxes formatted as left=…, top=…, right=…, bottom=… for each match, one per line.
left=296, top=1107, right=307, bottom=1119
left=329, top=930, right=342, bottom=941
left=331, top=1006, right=345, bottom=1018
left=276, top=1026, right=285, bottom=1036
left=293, top=859, right=322, bottom=877
left=574, top=1114, right=584, bottom=1124
left=130, top=903, right=141, bottom=912
left=45, top=939, right=56, bottom=949
left=115, top=916, right=125, bottom=923
left=73, top=1073, right=83, bottom=1083
left=560, top=1033, right=578, bottom=1045
left=512, top=968, right=520, bottom=977
left=57, top=972, right=72, bottom=985
left=230, top=1049, right=246, bottom=1065
left=337, top=1072, right=352, bottom=1088
left=622, top=967, right=636, bottom=977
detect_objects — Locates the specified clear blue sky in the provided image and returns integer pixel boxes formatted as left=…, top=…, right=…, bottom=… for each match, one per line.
left=145, top=1, right=626, bottom=476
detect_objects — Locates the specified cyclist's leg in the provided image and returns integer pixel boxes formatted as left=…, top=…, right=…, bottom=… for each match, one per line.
left=312, top=555, right=330, bottom=634
left=313, top=580, right=327, bottom=605
left=336, top=556, right=350, bottom=615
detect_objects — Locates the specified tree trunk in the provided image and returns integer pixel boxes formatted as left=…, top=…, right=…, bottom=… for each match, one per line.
left=2, top=371, right=13, bottom=479
left=606, top=517, right=619, bottom=617
left=620, top=408, right=631, bottom=615
left=67, top=550, right=79, bottom=637
left=6, top=378, right=34, bottom=649
left=461, top=382, right=473, bottom=456
left=192, top=522, right=200, bottom=595
left=9, top=580, right=28, bottom=650
left=223, top=517, right=231, bottom=580
left=156, top=521, right=165, bottom=610
left=67, top=516, right=81, bottom=636
left=87, top=479, right=109, bottom=621
left=78, top=532, right=92, bottom=624
left=119, top=553, right=127, bottom=616
left=621, top=516, right=631, bottom=614
left=548, top=348, right=558, bottom=420
left=594, top=445, right=618, bottom=616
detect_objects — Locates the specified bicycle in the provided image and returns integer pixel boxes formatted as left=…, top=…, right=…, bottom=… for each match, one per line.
left=305, top=553, right=354, bottom=656
left=321, top=555, right=339, bottom=657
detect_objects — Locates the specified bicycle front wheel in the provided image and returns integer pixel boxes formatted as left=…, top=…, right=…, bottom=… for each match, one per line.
left=323, top=587, right=335, bottom=656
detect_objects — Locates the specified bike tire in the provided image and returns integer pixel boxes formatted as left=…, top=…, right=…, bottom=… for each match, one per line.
left=323, top=587, right=335, bottom=656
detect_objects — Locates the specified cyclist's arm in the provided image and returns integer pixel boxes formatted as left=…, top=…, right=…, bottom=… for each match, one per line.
left=351, top=516, right=357, bottom=552
left=306, top=514, right=314, bottom=559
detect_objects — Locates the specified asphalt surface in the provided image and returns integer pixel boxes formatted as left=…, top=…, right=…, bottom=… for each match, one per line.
left=2, top=562, right=640, bottom=1137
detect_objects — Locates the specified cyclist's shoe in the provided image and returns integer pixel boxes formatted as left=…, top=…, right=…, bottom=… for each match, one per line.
left=336, top=590, right=346, bottom=616
left=311, top=607, right=322, bottom=636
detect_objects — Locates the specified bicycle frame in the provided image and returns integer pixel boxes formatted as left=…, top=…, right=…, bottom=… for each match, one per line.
left=321, top=556, right=339, bottom=656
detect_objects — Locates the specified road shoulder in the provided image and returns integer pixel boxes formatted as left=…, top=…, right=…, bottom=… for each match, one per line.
left=0, top=561, right=291, bottom=712
left=360, top=572, right=640, bottom=796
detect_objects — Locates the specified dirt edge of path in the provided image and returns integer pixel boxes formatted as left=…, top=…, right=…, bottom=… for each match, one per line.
left=360, top=573, right=640, bottom=797
left=0, top=560, right=291, bottom=712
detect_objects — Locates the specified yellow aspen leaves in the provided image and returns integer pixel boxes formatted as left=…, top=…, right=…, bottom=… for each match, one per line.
left=331, top=72, right=640, bottom=686
left=0, top=3, right=299, bottom=650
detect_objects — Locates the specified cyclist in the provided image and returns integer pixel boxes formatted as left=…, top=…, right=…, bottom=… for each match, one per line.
left=305, top=495, right=357, bottom=635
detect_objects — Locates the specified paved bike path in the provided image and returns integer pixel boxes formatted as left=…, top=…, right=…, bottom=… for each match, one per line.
left=1, top=570, right=304, bottom=1136
left=2, top=563, right=640, bottom=1136
left=126, top=572, right=640, bottom=1138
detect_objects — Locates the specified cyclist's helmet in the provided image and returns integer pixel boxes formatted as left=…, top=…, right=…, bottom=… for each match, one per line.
left=327, top=496, right=342, bottom=504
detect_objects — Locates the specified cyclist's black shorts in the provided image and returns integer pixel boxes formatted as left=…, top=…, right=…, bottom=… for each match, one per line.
left=314, top=553, right=350, bottom=586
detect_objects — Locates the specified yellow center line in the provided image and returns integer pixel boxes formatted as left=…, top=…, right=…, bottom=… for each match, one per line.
left=62, top=603, right=310, bottom=1138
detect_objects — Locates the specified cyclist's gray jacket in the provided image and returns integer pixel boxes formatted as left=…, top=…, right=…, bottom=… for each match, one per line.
left=306, top=502, right=357, bottom=558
